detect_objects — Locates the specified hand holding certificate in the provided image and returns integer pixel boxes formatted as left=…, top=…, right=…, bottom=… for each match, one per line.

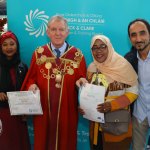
left=7, top=90, right=43, bottom=115
left=79, top=83, right=105, bottom=123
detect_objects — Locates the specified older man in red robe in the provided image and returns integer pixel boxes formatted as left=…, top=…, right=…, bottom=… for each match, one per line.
left=21, top=15, right=86, bottom=150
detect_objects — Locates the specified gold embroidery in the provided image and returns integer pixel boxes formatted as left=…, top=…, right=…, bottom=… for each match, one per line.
left=35, top=46, right=83, bottom=88
left=40, top=55, right=47, bottom=63
left=74, top=49, right=82, bottom=63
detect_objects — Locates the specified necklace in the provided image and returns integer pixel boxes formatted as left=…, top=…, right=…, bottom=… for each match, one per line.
left=36, top=46, right=82, bottom=88
left=51, top=59, right=65, bottom=88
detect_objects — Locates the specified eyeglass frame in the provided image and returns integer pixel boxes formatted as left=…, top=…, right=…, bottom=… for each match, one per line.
left=92, top=44, right=107, bottom=51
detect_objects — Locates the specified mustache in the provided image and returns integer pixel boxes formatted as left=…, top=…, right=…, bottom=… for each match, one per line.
left=135, top=41, right=144, bottom=45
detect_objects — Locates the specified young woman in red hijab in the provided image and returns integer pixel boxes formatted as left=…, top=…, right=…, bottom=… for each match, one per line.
left=0, top=31, right=31, bottom=150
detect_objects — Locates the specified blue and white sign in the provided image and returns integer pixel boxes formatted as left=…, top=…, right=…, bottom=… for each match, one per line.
left=7, top=0, right=150, bottom=149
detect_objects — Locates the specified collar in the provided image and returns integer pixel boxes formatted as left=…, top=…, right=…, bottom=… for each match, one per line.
left=51, top=42, right=67, bottom=54
left=137, top=50, right=150, bottom=60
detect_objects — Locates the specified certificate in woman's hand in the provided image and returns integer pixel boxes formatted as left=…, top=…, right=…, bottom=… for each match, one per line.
left=79, top=83, right=105, bottom=123
left=7, top=90, right=43, bottom=115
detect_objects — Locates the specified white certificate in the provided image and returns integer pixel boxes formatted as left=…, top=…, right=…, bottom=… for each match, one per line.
left=7, top=90, right=43, bottom=115
left=79, top=83, right=105, bottom=123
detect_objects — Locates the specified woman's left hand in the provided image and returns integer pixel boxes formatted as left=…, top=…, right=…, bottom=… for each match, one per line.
left=97, top=101, right=111, bottom=113
left=0, top=92, right=8, bottom=101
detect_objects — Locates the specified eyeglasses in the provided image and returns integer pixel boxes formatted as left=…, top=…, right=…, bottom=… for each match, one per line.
left=92, top=44, right=107, bottom=51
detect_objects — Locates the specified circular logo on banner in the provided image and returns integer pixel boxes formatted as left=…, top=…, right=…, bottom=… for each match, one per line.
left=24, top=9, right=49, bottom=37
left=0, top=119, right=3, bottom=136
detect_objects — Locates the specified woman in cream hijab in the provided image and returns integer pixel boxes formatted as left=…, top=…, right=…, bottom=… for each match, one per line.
left=77, top=35, right=138, bottom=150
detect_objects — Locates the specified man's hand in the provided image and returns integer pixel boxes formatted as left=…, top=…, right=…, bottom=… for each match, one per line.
left=78, top=106, right=85, bottom=115
left=28, top=84, right=39, bottom=93
left=76, top=78, right=88, bottom=87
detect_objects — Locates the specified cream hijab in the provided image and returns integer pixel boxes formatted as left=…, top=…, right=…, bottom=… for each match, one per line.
left=88, top=35, right=138, bottom=86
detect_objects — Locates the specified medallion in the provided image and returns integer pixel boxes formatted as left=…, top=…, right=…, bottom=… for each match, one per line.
left=40, top=55, right=47, bottom=63
left=37, top=47, right=44, bottom=53
left=50, top=74, right=55, bottom=79
left=55, top=83, right=61, bottom=88
left=61, top=69, right=65, bottom=75
left=55, top=74, right=62, bottom=83
left=67, top=68, right=74, bottom=75
left=75, top=51, right=80, bottom=56
left=73, top=63, right=78, bottom=68
left=45, top=62, right=52, bottom=69
left=53, top=68, right=58, bottom=74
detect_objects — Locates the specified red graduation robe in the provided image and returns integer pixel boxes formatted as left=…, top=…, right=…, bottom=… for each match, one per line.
left=21, top=44, right=86, bottom=150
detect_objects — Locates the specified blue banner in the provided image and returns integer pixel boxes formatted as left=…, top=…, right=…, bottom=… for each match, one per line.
left=7, top=0, right=150, bottom=149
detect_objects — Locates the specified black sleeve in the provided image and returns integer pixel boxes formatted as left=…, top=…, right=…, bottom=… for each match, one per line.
left=16, top=62, right=28, bottom=90
left=124, top=47, right=138, bottom=73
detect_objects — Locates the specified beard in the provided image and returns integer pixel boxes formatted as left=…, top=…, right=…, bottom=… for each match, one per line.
left=135, top=40, right=150, bottom=52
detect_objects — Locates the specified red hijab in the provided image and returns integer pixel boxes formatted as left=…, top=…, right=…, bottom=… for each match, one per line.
left=0, top=31, right=17, bottom=44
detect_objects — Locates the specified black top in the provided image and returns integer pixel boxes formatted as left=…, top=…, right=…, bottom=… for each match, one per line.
left=124, top=46, right=138, bottom=73
left=0, top=49, right=28, bottom=107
